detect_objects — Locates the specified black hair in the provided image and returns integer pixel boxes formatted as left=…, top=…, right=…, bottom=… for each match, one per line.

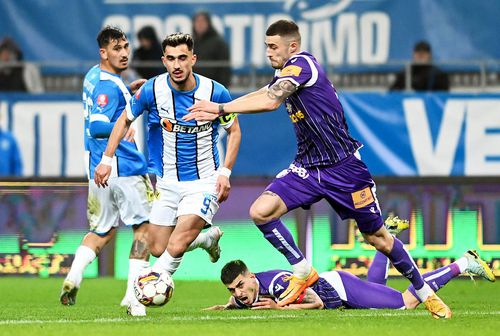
left=97, top=26, right=127, bottom=48
left=192, top=11, right=219, bottom=40
left=161, top=33, right=194, bottom=52
left=221, top=260, right=249, bottom=285
left=414, top=40, right=431, bottom=53
left=266, top=20, right=301, bottom=42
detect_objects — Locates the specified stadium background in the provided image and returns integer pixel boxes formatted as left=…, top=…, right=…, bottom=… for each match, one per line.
left=0, top=0, right=499, bottom=281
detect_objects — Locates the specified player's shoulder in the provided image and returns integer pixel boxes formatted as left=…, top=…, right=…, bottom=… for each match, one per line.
left=255, top=270, right=292, bottom=297
left=284, top=51, right=317, bottom=70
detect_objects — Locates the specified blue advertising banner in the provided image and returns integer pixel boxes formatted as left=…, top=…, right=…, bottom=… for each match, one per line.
left=1, top=92, right=499, bottom=177
left=1, top=0, right=499, bottom=71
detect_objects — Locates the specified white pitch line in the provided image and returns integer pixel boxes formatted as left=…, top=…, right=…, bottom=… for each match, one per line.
left=1, top=311, right=499, bottom=325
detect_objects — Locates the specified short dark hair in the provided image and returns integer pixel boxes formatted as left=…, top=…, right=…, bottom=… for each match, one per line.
left=414, top=40, right=431, bottom=53
left=221, top=260, right=249, bottom=285
left=266, top=20, right=301, bottom=42
left=97, top=26, right=127, bottom=48
left=162, top=33, right=194, bottom=52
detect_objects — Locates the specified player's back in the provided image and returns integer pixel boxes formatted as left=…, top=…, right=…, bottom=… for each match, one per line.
left=82, top=65, right=147, bottom=179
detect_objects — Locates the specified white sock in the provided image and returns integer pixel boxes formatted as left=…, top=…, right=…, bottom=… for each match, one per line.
left=66, top=245, right=96, bottom=287
left=126, top=259, right=150, bottom=301
left=415, top=282, right=434, bottom=301
left=152, top=250, right=182, bottom=275
left=455, top=257, right=468, bottom=273
left=185, top=231, right=209, bottom=252
left=292, top=259, right=311, bottom=279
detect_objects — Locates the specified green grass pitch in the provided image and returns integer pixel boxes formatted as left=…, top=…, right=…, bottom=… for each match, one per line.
left=0, top=277, right=499, bottom=336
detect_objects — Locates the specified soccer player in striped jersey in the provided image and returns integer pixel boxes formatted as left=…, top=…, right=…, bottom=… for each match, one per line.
left=186, top=19, right=451, bottom=318
left=94, top=33, right=241, bottom=289
left=207, top=250, right=494, bottom=312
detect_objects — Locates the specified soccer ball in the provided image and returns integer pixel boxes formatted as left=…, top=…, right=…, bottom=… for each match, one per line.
left=133, top=268, right=174, bottom=307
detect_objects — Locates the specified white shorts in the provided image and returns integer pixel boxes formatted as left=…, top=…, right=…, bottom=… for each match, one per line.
left=149, top=174, right=219, bottom=226
left=87, top=175, right=153, bottom=235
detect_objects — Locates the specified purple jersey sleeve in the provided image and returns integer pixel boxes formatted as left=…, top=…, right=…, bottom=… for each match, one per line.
left=255, top=270, right=292, bottom=300
left=275, top=56, right=313, bottom=88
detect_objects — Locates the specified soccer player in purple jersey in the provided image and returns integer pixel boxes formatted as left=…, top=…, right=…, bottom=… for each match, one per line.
left=206, top=251, right=494, bottom=312
left=186, top=20, right=455, bottom=318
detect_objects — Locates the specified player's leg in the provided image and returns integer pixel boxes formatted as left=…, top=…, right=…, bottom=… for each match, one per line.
left=323, top=155, right=451, bottom=318
left=250, top=167, right=322, bottom=306
left=61, top=180, right=119, bottom=305
left=367, top=216, right=409, bottom=285
left=404, top=249, right=496, bottom=308
left=321, top=270, right=406, bottom=309
left=152, top=214, right=206, bottom=274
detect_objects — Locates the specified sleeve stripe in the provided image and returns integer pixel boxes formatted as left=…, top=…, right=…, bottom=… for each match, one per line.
left=89, top=114, right=110, bottom=123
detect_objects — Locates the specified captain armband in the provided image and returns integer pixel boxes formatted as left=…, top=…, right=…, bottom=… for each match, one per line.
left=218, top=112, right=237, bottom=126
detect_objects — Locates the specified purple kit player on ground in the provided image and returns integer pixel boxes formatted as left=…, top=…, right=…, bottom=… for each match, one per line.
left=207, top=250, right=495, bottom=312
left=186, top=20, right=452, bottom=318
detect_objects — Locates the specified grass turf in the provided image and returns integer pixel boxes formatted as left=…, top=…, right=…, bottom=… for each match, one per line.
left=0, top=277, right=498, bottom=336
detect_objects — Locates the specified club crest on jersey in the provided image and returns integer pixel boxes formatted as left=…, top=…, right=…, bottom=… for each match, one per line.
left=160, top=118, right=212, bottom=133
left=97, top=94, right=108, bottom=107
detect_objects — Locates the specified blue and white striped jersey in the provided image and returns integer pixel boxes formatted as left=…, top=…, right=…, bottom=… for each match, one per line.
left=83, top=65, right=147, bottom=179
left=128, top=73, right=235, bottom=181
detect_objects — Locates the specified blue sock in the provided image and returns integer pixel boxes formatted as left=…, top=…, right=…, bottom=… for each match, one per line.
left=385, top=238, right=425, bottom=290
left=256, top=219, right=305, bottom=265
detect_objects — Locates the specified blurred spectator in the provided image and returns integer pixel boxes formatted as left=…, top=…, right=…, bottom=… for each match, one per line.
left=0, top=37, right=27, bottom=92
left=0, top=125, right=23, bottom=176
left=132, top=26, right=164, bottom=79
left=390, top=40, right=449, bottom=91
left=0, top=37, right=44, bottom=93
left=192, top=11, right=231, bottom=87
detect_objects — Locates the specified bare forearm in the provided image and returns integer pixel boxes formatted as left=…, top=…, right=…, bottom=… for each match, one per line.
left=223, top=121, right=241, bottom=170
left=223, top=89, right=282, bottom=114
left=104, top=111, right=131, bottom=157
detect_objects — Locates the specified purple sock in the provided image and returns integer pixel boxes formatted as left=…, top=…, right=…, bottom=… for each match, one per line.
left=386, top=237, right=425, bottom=290
left=256, top=219, right=305, bottom=265
left=407, top=263, right=461, bottom=302
left=367, top=251, right=390, bottom=285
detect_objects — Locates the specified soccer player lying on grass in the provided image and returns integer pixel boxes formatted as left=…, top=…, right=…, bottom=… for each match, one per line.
left=208, top=250, right=494, bottom=312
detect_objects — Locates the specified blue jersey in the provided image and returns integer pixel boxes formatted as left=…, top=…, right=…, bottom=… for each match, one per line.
left=0, top=129, right=22, bottom=176
left=128, top=73, right=235, bottom=181
left=82, top=65, right=147, bottom=179
left=233, top=270, right=342, bottom=309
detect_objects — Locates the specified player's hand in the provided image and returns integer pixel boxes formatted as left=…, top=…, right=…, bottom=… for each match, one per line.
left=216, top=175, right=231, bottom=203
left=203, top=305, right=227, bottom=311
left=129, top=79, right=147, bottom=94
left=124, top=126, right=136, bottom=142
left=251, top=298, right=281, bottom=310
left=94, top=163, right=112, bottom=188
left=185, top=100, right=219, bottom=122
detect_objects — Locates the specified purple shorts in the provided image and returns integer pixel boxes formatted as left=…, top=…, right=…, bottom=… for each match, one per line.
left=266, top=155, right=383, bottom=234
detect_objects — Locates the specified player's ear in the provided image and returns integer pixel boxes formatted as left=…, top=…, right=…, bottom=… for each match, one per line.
left=161, top=55, right=168, bottom=69
left=192, top=53, right=197, bottom=65
left=289, top=41, right=298, bottom=54
left=99, top=48, right=107, bottom=60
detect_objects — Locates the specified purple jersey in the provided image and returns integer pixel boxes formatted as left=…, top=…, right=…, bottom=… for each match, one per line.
left=233, top=270, right=342, bottom=309
left=269, top=51, right=362, bottom=167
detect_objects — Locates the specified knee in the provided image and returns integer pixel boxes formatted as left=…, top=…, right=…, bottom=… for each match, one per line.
left=363, top=233, right=393, bottom=254
left=249, top=202, right=273, bottom=224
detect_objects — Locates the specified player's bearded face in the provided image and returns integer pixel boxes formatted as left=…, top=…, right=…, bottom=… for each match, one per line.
left=103, top=38, right=130, bottom=73
left=265, top=35, right=292, bottom=69
left=162, top=45, right=196, bottom=85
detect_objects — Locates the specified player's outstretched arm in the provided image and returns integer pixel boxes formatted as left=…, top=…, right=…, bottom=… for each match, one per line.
left=94, top=110, right=132, bottom=187
left=203, top=296, right=240, bottom=310
left=216, top=117, right=241, bottom=202
left=252, top=288, right=323, bottom=310
left=185, top=80, right=297, bottom=122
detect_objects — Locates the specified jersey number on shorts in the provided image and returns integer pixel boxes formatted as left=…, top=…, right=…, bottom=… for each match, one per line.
left=200, top=196, right=212, bottom=215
